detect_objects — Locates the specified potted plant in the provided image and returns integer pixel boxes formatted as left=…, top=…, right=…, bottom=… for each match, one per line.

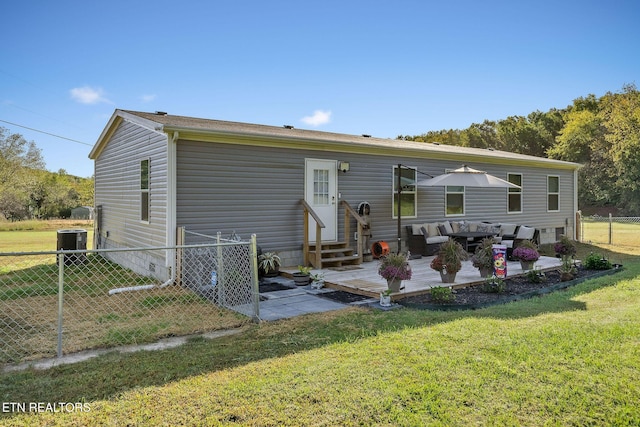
left=310, top=272, right=325, bottom=289
left=559, top=258, right=577, bottom=281
left=430, top=238, right=468, bottom=283
left=379, top=289, right=392, bottom=307
left=258, top=252, right=281, bottom=277
left=554, top=235, right=577, bottom=262
left=512, top=240, right=540, bottom=271
left=471, top=237, right=495, bottom=278
left=293, top=265, right=312, bottom=286
left=378, top=252, right=412, bottom=292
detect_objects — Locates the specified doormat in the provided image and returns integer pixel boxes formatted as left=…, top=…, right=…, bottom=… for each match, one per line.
left=318, top=290, right=374, bottom=304
left=259, top=283, right=293, bottom=293
left=328, top=266, right=364, bottom=272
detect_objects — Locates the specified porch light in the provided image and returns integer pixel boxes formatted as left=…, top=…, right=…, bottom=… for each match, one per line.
left=338, top=161, right=350, bottom=173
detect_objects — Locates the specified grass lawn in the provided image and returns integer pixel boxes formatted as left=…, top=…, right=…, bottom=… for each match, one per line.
left=581, top=218, right=640, bottom=248
left=0, top=220, right=94, bottom=253
left=1, top=242, right=639, bottom=425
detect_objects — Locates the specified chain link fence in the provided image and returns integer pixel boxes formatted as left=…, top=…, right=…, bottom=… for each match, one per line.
left=579, top=213, right=640, bottom=247
left=0, top=235, right=259, bottom=366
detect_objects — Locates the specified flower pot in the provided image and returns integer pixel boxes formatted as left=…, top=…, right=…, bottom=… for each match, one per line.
left=519, top=261, right=535, bottom=271
left=380, top=293, right=391, bottom=307
left=263, top=267, right=280, bottom=278
left=292, top=272, right=310, bottom=286
left=310, top=279, right=324, bottom=289
left=478, top=267, right=492, bottom=278
left=439, top=271, right=457, bottom=283
left=386, top=278, right=402, bottom=293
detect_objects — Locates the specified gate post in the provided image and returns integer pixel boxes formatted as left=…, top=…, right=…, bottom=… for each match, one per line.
left=57, top=254, right=65, bottom=358
left=250, top=234, right=260, bottom=322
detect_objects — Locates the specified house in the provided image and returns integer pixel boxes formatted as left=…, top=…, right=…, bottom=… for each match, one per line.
left=89, top=109, right=581, bottom=281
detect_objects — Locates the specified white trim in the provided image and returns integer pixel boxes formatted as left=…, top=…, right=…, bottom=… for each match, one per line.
left=445, top=185, right=465, bottom=217
left=547, top=175, right=560, bottom=212
left=392, top=165, right=417, bottom=219
left=140, top=158, right=150, bottom=222
left=507, top=172, right=523, bottom=214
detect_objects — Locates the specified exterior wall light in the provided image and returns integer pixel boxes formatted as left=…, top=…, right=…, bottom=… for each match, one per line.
left=338, top=161, right=350, bottom=173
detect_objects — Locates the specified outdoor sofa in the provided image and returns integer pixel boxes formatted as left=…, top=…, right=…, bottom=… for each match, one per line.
left=406, top=220, right=539, bottom=257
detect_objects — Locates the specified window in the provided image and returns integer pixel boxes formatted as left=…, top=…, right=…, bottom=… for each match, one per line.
left=445, top=186, right=465, bottom=216
left=548, top=176, right=559, bottom=212
left=141, top=159, right=149, bottom=221
left=313, top=169, right=329, bottom=205
left=392, top=166, right=417, bottom=218
left=507, top=173, right=522, bottom=213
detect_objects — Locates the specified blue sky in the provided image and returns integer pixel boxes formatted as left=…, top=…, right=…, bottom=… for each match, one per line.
left=1, top=0, right=638, bottom=178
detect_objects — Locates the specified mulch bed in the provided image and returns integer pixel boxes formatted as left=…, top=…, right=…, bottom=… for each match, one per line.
left=318, top=290, right=375, bottom=304
left=400, top=266, right=623, bottom=310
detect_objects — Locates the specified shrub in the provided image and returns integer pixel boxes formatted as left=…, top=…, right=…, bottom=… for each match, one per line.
left=482, top=275, right=506, bottom=293
left=526, top=269, right=546, bottom=284
left=430, top=286, right=455, bottom=303
left=583, top=253, right=612, bottom=270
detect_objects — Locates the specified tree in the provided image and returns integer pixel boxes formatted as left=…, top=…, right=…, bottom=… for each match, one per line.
left=600, top=84, right=640, bottom=213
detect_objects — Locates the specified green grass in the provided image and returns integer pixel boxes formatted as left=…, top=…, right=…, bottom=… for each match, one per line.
left=581, top=218, right=640, bottom=248
left=2, top=246, right=639, bottom=425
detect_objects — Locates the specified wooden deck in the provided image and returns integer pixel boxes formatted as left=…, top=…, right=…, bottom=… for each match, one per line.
left=283, top=255, right=563, bottom=301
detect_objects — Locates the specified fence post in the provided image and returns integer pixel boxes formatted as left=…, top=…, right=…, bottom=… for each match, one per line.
left=176, top=227, right=185, bottom=286
left=250, top=234, right=260, bottom=322
left=609, top=213, right=613, bottom=245
left=57, top=254, right=64, bottom=358
left=216, top=232, right=225, bottom=306
left=575, top=211, right=581, bottom=242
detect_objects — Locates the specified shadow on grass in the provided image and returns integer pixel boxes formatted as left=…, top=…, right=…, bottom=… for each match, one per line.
left=0, top=259, right=637, bottom=415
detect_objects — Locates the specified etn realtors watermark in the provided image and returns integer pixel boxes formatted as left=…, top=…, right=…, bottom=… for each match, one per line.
left=3, top=402, right=91, bottom=413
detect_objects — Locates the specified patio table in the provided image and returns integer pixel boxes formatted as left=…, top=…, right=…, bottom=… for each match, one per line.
left=448, top=231, right=496, bottom=252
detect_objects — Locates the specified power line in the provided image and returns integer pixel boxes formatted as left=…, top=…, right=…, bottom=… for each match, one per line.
left=0, top=119, right=93, bottom=146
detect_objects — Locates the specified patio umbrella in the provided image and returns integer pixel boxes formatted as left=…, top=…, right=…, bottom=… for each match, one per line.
left=394, top=165, right=521, bottom=255
left=417, top=165, right=521, bottom=188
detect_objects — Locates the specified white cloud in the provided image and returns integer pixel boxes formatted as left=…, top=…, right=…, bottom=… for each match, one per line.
left=70, top=86, right=111, bottom=104
left=140, top=94, right=157, bottom=103
left=301, top=110, right=332, bottom=127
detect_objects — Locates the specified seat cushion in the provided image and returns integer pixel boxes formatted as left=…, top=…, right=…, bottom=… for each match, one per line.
left=426, top=222, right=441, bottom=237
left=516, top=226, right=535, bottom=240
left=411, top=224, right=423, bottom=235
left=439, top=221, right=454, bottom=235
left=426, top=236, right=449, bottom=244
left=499, top=223, right=518, bottom=236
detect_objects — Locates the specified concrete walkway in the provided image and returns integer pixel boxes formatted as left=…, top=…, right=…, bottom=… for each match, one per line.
left=256, top=276, right=362, bottom=321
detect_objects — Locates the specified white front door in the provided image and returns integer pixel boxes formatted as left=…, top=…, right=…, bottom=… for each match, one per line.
left=305, top=158, right=338, bottom=242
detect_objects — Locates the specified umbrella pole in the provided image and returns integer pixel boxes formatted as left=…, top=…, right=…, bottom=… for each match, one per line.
left=397, top=164, right=402, bottom=254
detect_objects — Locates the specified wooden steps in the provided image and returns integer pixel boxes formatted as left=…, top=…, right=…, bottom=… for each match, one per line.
left=308, top=241, right=361, bottom=268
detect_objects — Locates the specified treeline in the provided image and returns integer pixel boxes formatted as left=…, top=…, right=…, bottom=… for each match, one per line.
left=0, top=127, right=93, bottom=221
left=399, top=84, right=640, bottom=215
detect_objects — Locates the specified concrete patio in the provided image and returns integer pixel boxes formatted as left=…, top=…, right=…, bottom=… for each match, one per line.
left=283, top=255, right=563, bottom=301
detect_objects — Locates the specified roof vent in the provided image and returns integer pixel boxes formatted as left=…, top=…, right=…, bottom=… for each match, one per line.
left=362, top=134, right=371, bottom=138
left=155, top=111, right=168, bottom=116
left=283, top=125, right=294, bottom=129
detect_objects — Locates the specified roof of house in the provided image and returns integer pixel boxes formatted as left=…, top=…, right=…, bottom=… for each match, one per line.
left=90, top=109, right=581, bottom=170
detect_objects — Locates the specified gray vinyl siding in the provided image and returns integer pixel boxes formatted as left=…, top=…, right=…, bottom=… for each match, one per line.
left=176, top=140, right=577, bottom=256
left=94, top=119, right=169, bottom=251
left=176, top=141, right=304, bottom=252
